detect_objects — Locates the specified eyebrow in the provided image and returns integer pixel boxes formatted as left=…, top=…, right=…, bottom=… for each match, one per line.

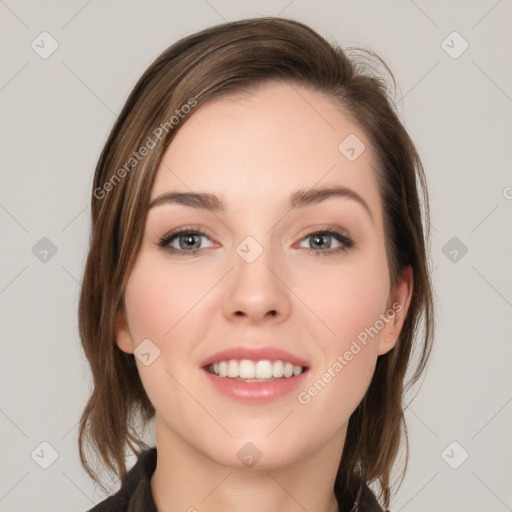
left=148, top=185, right=373, bottom=222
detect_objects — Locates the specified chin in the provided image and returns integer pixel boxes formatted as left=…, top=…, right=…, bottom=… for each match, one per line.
left=198, top=432, right=312, bottom=471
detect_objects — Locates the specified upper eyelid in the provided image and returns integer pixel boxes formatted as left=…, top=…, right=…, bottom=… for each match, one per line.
left=162, top=226, right=349, bottom=239
left=160, top=226, right=353, bottom=249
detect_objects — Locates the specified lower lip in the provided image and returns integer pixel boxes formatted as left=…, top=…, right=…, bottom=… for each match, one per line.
left=201, top=368, right=309, bottom=403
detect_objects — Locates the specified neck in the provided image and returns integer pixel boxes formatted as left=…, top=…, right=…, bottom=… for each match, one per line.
left=150, top=416, right=346, bottom=512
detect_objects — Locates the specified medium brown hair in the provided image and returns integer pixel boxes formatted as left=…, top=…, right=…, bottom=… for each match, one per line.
left=78, top=16, right=434, bottom=509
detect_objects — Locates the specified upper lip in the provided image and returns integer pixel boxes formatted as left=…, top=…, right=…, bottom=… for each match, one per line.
left=200, top=346, right=310, bottom=368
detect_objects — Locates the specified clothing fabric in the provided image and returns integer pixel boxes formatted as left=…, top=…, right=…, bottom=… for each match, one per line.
left=88, top=448, right=157, bottom=512
left=87, top=447, right=386, bottom=512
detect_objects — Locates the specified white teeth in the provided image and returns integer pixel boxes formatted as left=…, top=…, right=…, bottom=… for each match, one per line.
left=272, top=360, right=284, bottom=377
left=255, top=360, right=273, bottom=379
left=283, top=362, right=294, bottom=377
left=218, top=361, right=228, bottom=377
left=239, top=359, right=256, bottom=379
left=227, top=360, right=239, bottom=378
left=208, top=359, right=305, bottom=379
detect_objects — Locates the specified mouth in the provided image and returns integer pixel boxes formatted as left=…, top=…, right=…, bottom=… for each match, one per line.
left=200, top=346, right=310, bottom=403
left=205, top=359, right=308, bottom=382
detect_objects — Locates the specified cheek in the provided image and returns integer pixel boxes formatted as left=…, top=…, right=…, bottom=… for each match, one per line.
left=331, top=271, right=388, bottom=341
left=300, top=253, right=390, bottom=349
left=122, top=254, right=206, bottom=418
left=293, top=250, right=390, bottom=410
left=122, top=251, right=221, bottom=406
left=124, top=252, right=211, bottom=345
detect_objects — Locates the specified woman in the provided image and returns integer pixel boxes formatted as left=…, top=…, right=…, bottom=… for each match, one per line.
left=79, top=16, right=434, bottom=512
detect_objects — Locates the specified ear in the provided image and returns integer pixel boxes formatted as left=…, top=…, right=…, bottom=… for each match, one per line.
left=115, top=306, right=135, bottom=354
left=377, top=265, right=413, bottom=356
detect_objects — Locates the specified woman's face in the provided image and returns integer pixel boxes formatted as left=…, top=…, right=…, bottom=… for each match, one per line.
left=116, top=81, right=412, bottom=469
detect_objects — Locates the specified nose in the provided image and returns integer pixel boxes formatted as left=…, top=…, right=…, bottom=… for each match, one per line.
left=222, top=241, right=291, bottom=325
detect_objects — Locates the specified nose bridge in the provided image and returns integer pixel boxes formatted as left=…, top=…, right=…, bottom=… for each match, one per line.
left=233, top=232, right=277, bottom=297
left=231, top=204, right=277, bottom=272
left=223, top=230, right=290, bottom=322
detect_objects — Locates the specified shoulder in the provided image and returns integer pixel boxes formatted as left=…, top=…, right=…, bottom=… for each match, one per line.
left=86, top=447, right=158, bottom=512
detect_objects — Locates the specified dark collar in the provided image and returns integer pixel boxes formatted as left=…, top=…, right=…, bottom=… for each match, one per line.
left=88, top=447, right=158, bottom=512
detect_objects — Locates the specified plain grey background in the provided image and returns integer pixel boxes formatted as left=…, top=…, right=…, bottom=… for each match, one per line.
left=1, top=1, right=511, bottom=511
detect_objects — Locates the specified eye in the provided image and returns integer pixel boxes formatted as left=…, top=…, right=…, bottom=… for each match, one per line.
left=157, top=225, right=355, bottom=257
left=158, top=227, right=214, bottom=255
left=297, top=227, right=354, bottom=256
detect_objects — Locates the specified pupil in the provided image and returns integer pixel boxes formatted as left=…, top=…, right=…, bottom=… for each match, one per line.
left=182, top=234, right=198, bottom=249
left=313, top=234, right=330, bottom=249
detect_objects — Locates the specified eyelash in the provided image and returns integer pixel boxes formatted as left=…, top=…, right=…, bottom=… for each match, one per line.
left=157, top=225, right=355, bottom=257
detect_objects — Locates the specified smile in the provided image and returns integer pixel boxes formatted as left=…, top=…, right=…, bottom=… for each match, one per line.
left=207, top=359, right=306, bottom=380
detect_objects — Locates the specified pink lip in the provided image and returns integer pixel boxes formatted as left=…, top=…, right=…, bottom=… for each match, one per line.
left=202, top=369, right=309, bottom=403
left=199, top=345, right=311, bottom=404
left=199, top=345, right=310, bottom=368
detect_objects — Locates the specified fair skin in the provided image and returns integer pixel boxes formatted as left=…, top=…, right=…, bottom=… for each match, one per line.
left=116, top=81, right=413, bottom=512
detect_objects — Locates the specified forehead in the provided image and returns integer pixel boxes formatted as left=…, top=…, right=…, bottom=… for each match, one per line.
left=151, top=81, right=381, bottom=216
